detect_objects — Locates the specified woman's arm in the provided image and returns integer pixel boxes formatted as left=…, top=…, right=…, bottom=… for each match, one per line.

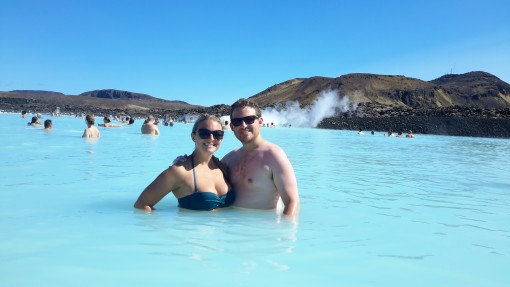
left=134, top=167, right=179, bottom=211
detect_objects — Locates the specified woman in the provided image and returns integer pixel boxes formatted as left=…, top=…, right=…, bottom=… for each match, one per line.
left=134, top=114, right=235, bottom=211
left=27, top=116, right=42, bottom=127
left=82, top=114, right=101, bottom=138
left=98, top=116, right=122, bottom=127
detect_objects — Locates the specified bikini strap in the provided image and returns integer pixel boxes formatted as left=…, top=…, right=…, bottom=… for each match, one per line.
left=212, top=156, right=230, bottom=183
left=191, top=154, right=198, bottom=193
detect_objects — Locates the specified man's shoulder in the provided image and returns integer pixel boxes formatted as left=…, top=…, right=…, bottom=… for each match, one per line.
left=260, top=140, right=284, bottom=153
left=258, top=141, right=290, bottom=165
left=222, top=148, right=241, bottom=162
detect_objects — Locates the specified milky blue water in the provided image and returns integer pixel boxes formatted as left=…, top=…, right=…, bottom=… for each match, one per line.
left=1, top=112, right=509, bottom=287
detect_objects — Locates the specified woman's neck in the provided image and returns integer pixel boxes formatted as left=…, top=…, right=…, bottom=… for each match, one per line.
left=191, top=150, right=213, bottom=166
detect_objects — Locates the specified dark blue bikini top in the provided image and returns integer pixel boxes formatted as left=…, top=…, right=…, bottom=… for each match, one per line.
left=177, top=156, right=235, bottom=211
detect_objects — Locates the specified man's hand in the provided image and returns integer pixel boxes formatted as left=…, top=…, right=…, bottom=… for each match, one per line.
left=172, top=154, right=189, bottom=165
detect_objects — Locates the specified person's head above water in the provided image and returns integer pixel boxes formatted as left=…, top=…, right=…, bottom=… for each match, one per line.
left=44, top=119, right=52, bottom=129
left=85, top=114, right=95, bottom=126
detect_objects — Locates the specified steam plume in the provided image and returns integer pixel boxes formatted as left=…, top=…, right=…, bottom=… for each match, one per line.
left=261, top=90, right=358, bottom=128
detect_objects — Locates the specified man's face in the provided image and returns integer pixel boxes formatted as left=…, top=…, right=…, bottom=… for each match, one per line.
left=230, top=107, right=263, bottom=143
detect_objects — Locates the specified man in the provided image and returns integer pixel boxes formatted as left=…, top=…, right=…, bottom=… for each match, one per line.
left=222, top=99, right=300, bottom=217
left=43, top=119, right=52, bottom=131
left=82, top=114, right=100, bottom=138
left=141, top=115, right=160, bottom=135
left=222, top=120, right=231, bottom=130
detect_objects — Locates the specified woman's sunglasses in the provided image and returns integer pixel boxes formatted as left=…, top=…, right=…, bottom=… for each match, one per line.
left=196, top=129, right=224, bottom=140
left=231, top=115, right=259, bottom=127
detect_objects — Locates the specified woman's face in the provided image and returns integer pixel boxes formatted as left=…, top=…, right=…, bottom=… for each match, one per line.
left=192, top=119, right=224, bottom=154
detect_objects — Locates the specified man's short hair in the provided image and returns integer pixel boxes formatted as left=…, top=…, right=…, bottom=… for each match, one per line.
left=230, top=98, right=262, bottom=119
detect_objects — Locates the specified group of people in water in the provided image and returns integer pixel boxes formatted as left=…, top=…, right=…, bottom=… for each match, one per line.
left=23, top=97, right=423, bottom=218
left=23, top=96, right=423, bottom=218
left=23, top=99, right=301, bottom=217
left=25, top=112, right=52, bottom=131
left=80, top=114, right=162, bottom=137
left=358, top=128, right=415, bottom=138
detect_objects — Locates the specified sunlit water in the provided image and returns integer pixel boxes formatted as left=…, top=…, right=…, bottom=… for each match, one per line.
left=1, top=113, right=509, bottom=287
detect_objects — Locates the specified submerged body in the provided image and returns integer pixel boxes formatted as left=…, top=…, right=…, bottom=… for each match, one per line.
left=223, top=99, right=300, bottom=217
left=177, top=155, right=235, bottom=210
left=82, top=114, right=100, bottom=138
left=134, top=115, right=232, bottom=211
left=141, top=115, right=160, bottom=135
left=223, top=141, right=292, bottom=210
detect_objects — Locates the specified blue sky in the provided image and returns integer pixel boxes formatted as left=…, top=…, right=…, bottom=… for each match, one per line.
left=1, top=0, right=509, bottom=106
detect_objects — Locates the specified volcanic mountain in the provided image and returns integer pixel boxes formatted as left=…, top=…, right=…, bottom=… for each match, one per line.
left=1, top=71, right=509, bottom=115
left=249, top=71, right=510, bottom=109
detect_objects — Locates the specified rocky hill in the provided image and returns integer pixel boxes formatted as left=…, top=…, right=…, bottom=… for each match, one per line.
left=250, top=71, right=510, bottom=109
left=10, top=90, right=65, bottom=96
left=0, top=89, right=201, bottom=117
left=1, top=71, right=510, bottom=138
left=245, top=71, right=510, bottom=138
left=79, top=89, right=156, bottom=100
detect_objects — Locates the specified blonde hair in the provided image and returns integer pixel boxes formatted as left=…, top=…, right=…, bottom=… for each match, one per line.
left=192, top=114, right=222, bottom=132
left=86, top=114, right=95, bottom=125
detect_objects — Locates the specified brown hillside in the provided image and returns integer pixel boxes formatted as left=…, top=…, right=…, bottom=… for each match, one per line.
left=0, top=89, right=201, bottom=116
left=79, top=89, right=156, bottom=100
left=249, top=71, right=510, bottom=109
left=2, top=71, right=509, bottom=114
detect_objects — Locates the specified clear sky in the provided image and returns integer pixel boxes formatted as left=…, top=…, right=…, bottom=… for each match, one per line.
left=1, top=0, right=509, bottom=106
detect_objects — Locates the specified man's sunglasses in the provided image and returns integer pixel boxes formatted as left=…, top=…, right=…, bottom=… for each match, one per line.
left=196, top=129, right=224, bottom=140
left=231, top=115, right=260, bottom=127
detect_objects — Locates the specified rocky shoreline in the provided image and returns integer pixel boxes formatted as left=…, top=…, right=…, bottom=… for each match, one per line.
left=318, top=104, right=510, bottom=138
left=2, top=98, right=510, bottom=138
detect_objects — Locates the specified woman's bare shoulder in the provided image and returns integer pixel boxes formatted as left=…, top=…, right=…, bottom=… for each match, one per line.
left=168, top=155, right=192, bottom=174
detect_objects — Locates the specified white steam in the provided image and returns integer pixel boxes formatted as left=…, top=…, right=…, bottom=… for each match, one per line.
left=261, top=90, right=358, bottom=128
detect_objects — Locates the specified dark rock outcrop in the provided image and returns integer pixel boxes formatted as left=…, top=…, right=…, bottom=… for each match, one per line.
left=79, top=89, right=155, bottom=100
left=318, top=104, right=510, bottom=138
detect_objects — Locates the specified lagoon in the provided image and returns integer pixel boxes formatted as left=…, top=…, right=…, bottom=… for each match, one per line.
left=0, top=112, right=509, bottom=287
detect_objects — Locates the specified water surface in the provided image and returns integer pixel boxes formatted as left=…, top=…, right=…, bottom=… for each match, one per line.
left=0, top=113, right=509, bottom=287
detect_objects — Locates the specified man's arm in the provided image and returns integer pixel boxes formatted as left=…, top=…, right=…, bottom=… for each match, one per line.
left=270, top=146, right=300, bottom=217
